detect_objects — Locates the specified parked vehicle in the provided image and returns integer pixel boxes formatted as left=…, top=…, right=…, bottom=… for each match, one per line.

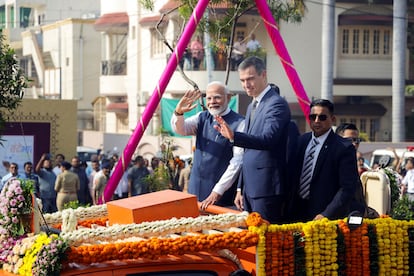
left=370, top=147, right=414, bottom=171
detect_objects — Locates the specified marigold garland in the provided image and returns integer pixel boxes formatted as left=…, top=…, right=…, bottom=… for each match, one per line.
left=3, top=206, right=414, bottom=276
left=246, top=212, right=264, bottom=227
left=66, top=230, right=259, bottom=264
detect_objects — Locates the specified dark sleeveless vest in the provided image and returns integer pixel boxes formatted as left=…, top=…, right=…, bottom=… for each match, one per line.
left=189, top=110, right=244, bottom=206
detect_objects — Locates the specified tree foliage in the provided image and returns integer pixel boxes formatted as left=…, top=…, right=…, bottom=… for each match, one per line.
left=0, top=31, right=28, bottom=132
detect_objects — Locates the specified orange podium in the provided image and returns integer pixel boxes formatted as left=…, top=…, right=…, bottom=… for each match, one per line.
left=107, top=190, right=200, bottom=225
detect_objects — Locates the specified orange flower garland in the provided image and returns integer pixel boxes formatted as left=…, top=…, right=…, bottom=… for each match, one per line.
left=66, top=230, right=259, bottom=264
left=337, top=220, right=370, bottom=276
left=246, top=212, right=264, bottom=227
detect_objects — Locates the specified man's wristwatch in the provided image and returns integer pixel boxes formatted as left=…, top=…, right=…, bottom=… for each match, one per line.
left=174, top=110, right=184, bottom=116
left=229, top=138, right=234, bottom=144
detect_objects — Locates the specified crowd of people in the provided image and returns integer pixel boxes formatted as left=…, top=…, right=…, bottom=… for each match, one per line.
left=0, top=151, right=179, bottom=213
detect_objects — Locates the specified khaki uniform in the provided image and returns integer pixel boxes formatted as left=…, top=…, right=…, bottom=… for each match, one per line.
left=55, top=170, right=80, bottom=211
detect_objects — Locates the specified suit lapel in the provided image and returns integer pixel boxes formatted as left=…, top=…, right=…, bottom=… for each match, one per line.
left=248, top=88, right=274, bottom=132
left=312, top=131, right=334, bottom=179
left=298, top=134, right=312, bottom=170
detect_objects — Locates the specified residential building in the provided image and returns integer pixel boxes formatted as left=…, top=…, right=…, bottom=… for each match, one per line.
left=1, top=0, right=101, bottom=131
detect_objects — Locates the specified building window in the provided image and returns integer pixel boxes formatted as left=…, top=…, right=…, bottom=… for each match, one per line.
left=340, top=26, right=392, bottom=58
left=342, top=29, right=349, bottom=54
left=336, top=117, right=380, bottom=141
left=383, top=30, right=391, bottom=55
left=93, top=97, right=106, bottom=132
left=116, top=113, right=129, bottom=133
left=360, top=119, right=366, bottom=133
left=373, top=29, right=380, bottom=54
left=150, top=27, right=165, bottom=57
left=352, top=29, right=359, bottom=54
left=370, top=118, right=378, bottom=141
left=363, top=29, right=369, bottom=54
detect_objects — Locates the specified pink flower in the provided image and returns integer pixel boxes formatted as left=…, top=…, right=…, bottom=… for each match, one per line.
left=9, top=199, right=16, bottom=207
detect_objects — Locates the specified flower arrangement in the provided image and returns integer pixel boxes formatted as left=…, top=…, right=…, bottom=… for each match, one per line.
left=0, top=179, right=34, bottom=237
left=31, top=234, right=69, bottom=276
left=249, top=216, right=414, bottom=276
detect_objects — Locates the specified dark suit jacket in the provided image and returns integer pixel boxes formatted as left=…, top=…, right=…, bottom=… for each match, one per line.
left=234, top=86, right=291, bottom=198
left=289, top=130, right=359, bottom=221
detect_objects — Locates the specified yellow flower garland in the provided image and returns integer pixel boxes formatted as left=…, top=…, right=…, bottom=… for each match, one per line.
left=249, top=217, right=414, bottom=276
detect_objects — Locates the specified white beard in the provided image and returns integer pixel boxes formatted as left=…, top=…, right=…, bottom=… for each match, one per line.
left=208, top=105, right=227, bottom=116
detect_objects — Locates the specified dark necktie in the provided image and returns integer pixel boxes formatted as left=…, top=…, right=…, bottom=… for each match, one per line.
left=298, top=138, right=319, bottom=199
left=249, top=100, right=258, bottom=129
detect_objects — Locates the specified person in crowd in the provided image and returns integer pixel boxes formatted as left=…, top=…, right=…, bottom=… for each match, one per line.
left=35, top=153, right=57, bottom=213
left=1, top=161, right=10, bottom=178
left=127, top=155, right=150, bottom=196
left=335, top=123, right=362, bottom=151
left=214, top=56, right=291, bottom=223
left=231, top=35, right=247, bottom=70
left=52, top=153, right=65, bottom=176
left=171, top=81, right=244, bottom=210
left=93, top=161, right=112, bottom=204
left=246, top=33, right=261, bottom=52
left=0, top=162, right=21, bottom=191
left=335, top=123, right=367, bottom=175
left=288, top=99, right=361, bottom=222
left=88, top=160, right=100, bottom=201
left=190, top=35, right=204, bottom=70
left=178, top=158, right=192, bottom=193
left=150, top=157, right=160, bottom=174
left=335, top=122, right=369, bottom=217
left=55, top=161, right=80, bottom=211
left=71, top=156, right=92, bottom=206
left=357, top=156, right=368, bottom=176
left=401, top=157, right=414, bottom=201
left=386, top=147, right=403, bottom=174
left=85, top=154, right=99, bottom=176
left=112, top=159, right=129, bottom=200
left=21, top=161, right=40, bottom=197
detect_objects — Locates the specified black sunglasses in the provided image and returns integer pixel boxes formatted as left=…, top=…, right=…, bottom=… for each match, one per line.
left=346, top=137, right=362, bottom=144
left=309, top=114, right=328, bottom=121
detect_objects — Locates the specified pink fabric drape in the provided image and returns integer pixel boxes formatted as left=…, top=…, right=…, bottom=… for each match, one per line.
left=255, top=0, right=310, bottom=121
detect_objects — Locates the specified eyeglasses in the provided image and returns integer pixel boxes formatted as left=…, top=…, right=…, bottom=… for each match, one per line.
left=309, top=114, right=328, bottom=121
left=346, top=137, right=362, bottom=144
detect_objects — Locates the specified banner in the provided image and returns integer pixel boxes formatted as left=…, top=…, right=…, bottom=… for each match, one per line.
left=160, top=97, right=238, bottom=137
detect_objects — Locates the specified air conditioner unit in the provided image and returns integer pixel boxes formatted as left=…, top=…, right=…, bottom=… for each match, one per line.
left=382, top=129, right=391, bottom=141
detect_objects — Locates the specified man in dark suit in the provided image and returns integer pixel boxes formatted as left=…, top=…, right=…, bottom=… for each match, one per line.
left=215, top=56, right=291, bottom=223
left=289, top=99, right=360, bottom=221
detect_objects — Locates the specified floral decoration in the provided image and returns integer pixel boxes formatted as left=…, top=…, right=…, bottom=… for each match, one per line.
left=66, top=230, right=258, bottom=264
left=31, top=234, right=69, bottom=276
left=0, top=179, right=34, bottom=237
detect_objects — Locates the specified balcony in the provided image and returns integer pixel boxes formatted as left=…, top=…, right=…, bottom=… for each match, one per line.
left=168, top=48, right=266, bottom=72
left=101, top=60, right=127, bottom=75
